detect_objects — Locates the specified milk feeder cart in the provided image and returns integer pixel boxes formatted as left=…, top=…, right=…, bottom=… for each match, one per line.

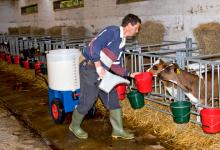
left=47, top=49, right=81, bottom=123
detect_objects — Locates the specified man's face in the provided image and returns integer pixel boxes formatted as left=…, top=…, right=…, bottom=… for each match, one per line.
left=126, top=22, right=141, bottom=37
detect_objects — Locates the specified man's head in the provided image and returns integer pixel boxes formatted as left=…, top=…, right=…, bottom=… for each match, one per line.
left=121, top=14, right=141, bottom=37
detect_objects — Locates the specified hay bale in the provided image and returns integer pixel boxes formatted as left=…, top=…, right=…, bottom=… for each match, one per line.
left=46, top=26, right=62, bottom=37
left=67, top=26, right=87, bottom=39
left=194, top=22, right=220, bottom=54
left=136, top=21, right=165, bottom=50
left=19, top=26, right=31, bottom=35
left=8, top=27, right=19, bottom=35
left=31, top=27, right=45, bottom=36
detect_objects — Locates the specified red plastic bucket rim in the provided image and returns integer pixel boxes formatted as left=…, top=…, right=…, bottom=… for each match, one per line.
left=115, top=84, right=126, bottom=100
left=135, top=71, right=153, bottom=79
left=200, top=108, right=220, bottom=116
left=116, top=83, right=126, bottom=87
left=134, top=72, right=153, bottom=93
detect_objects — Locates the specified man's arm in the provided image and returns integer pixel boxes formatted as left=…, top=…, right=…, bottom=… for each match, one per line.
left=94, top=61, right=106, bottom=79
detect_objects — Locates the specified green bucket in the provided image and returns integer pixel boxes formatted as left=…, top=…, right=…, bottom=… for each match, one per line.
left=11, top=56, right=14, bottom=64
left=40, top=64, right=47, bottom=75
left=170, top=101, right=191, bottom=124
left=127, top=90, right=144, bottom=109
left=29, top=59, right=35, bottom=69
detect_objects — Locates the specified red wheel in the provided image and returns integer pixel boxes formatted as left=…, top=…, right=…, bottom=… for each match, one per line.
left=51, top=104, right=59, bottom=120
left=50, top=99, right=65, bottom=124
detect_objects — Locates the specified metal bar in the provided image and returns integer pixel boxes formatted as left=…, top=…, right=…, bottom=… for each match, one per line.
left=218, top=65, right=220, bottom=108
left=205, top=65, right=208, bottom=106
left=145, top=103, right=171, bottom=115
left=140, top=41, right=186, bottom=48
left=198, top=62, right=201, bottom=102
left=190, top=53, right=220, bottom=59
left=211, top=64, right=214, bottom=107
left=145, top=97, right=170, bottom=107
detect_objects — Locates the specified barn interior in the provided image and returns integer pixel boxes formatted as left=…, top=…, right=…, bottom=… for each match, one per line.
left=1, top=0, right=220, bottom=149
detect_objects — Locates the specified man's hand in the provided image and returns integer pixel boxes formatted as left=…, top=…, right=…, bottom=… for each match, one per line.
left=130, top=72, right=141, bottom=78
left=96, top=66, right=107, bottom=79
left=94, top=61, right=106, bottom=79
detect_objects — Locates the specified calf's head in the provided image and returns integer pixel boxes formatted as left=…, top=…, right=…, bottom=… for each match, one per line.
left=158, top=63, right=180, bottom=81
left=158, top=63, right=191, bottom=92
left=147, top=59, right=168, bottom=76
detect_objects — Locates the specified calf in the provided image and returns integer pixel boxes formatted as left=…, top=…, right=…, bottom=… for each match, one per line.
left=147, top=59, right=177, bottom=98
left=147, top=59, right=168, bottom=76
left=158, top=63, right=219, bottom=105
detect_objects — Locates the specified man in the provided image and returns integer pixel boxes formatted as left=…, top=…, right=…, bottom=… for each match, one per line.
left=69, top=14, right=141, bottom=140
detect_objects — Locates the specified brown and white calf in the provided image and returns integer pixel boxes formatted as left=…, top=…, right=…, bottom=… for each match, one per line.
left=147, top=59, right=178, bottom=98
left=157, top=63, right=219, bottom=105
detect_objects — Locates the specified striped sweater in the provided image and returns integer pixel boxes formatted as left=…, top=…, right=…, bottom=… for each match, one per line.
left=83, top=25, right=130, bottom=77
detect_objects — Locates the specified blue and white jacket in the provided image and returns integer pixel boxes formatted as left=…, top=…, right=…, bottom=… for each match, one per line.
left=83, top=25, right=130, bottom=77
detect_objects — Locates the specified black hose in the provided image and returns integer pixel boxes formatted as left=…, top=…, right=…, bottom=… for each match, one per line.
left=34, top=69, right=48, bottom=86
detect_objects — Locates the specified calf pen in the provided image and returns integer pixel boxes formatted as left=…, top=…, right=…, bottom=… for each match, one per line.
left=122, top=37, right=220, bottom=129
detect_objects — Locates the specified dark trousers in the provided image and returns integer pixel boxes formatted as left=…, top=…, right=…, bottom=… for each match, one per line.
left=77, top=61, right=121, bottom=115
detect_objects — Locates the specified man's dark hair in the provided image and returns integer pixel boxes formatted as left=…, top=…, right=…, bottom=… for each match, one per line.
left=121, top=14, right=141, bottom=27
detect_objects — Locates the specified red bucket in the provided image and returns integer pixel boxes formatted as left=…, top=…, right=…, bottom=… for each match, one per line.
left=35, top=61, right=42, bottom=71
left=200, top=108, right=220, bottom=134
left=6, top=55, right=11, bottom=64
left=14, top=55, right=20, bottom=64
left=135, top=72, right=153, bottom=93
left=115, top=84, right=126, bottom=100
left=23, top=60, right=29, bottom=69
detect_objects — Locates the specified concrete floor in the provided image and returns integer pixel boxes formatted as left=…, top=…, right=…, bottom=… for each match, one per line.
left=0, top=104, right=51, bottom=150
left=0, top=68, right=166, bottom=150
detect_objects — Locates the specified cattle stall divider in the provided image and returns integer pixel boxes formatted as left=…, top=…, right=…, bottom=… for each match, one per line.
left=1, top=34, right=220, bottom=126
left=121, top=38, right=218, bottom=124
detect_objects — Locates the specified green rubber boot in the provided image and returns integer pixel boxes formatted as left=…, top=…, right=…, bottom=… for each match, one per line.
left=110, top=108, right=134, bottom=140
left=69, top=109, right=88, bottom=139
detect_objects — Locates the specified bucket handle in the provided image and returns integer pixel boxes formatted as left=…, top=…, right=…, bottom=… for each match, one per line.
left=202, top=120, right=220, bottom=128
left=172, top=112, right=191, bottom=118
